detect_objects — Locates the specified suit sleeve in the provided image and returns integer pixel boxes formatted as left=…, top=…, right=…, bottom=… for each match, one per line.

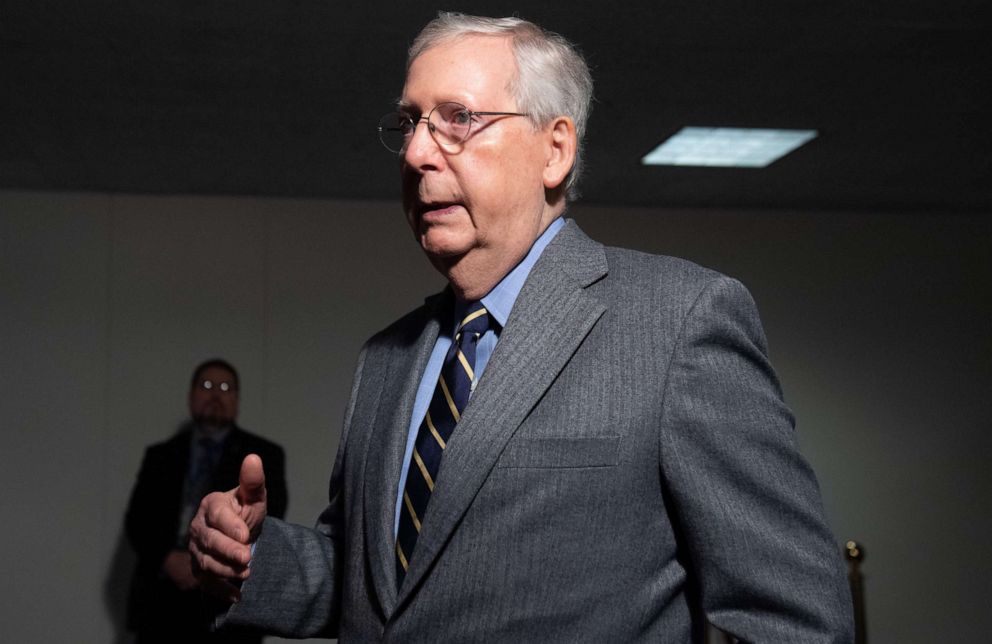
left=124, top=445, right=180, bottom=562
left=658, top=276, right=853, bottom=642
left=222, top=344, right=368, bottom=638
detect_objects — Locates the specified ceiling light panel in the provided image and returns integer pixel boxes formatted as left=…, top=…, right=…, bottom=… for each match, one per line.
left=641, top=127, right=817, bottom=168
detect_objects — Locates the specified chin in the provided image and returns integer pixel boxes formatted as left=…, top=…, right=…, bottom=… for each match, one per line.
left=419, top=230, right=474, bottom=259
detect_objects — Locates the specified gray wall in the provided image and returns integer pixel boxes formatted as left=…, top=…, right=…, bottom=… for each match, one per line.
left=1, top=190, right=989, bottom=642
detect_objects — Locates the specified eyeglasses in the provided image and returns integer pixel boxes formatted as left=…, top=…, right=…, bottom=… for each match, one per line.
left=378, top=102, right=528, bottom=154
left=196, top=379, right=237, bottom=393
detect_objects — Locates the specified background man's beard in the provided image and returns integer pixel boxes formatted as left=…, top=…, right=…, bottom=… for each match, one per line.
left=194, top=414, right=233, bottom=434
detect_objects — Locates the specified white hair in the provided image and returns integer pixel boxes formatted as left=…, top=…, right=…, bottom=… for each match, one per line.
left=408, top=12, right=594, bottom=200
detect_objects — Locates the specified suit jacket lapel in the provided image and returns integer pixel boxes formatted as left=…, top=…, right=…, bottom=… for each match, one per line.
left=364, top=292, right=449, bottom=614
left=396, top=221, right=609, bottom=604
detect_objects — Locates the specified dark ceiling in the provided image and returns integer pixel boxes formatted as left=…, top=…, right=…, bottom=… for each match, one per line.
left=3, top=1, right=991, bottom=212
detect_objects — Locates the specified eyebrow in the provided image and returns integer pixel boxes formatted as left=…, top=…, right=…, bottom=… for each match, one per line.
left=395, top=99, right=475, bottom=114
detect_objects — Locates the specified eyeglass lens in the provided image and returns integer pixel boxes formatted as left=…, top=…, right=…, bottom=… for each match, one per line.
left=200, top=379, right=234, bottom=392
left=377, top=102, right=474, bottom=153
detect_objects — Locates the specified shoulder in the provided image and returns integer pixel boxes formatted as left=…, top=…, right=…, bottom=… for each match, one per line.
left=144, top=427, right=192, bottom=458
left=602, top=244, right=745, bottom=303
left=555, top=219, right=740, bottom=303
left=593, top=244, right=766, bottom=346
left=606, top=245, right=721, bottom=283
left=363, top=291, right=447, bottom=351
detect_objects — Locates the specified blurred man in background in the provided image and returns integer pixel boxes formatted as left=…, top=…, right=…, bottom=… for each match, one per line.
left=125, top=358, right=287, bottom=643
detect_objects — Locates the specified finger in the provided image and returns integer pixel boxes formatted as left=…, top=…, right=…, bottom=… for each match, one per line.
left=201, top=491, right=251, bottom=544
left=189, top=525, right=251, bottom=578
left=191, top=547, right=244, bottom=604
left=237, top=454, right=267, bottom=506
left=189, top=493, right=252, bottom=564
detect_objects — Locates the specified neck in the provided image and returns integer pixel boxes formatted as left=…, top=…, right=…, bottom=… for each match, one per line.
left=440, top=202, right=565, bottom=300
left=439, top=256, right=512, bottom=302
left=195, top=421, right=232, bottom=438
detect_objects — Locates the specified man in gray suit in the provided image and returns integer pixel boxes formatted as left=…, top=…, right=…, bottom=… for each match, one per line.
left=190, top=13, right=852, bottom=642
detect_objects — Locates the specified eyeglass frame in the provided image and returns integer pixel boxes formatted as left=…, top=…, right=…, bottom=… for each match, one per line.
left=378, top=101, right=529, bottom=154
left=196, top=379, right=237, bottom=393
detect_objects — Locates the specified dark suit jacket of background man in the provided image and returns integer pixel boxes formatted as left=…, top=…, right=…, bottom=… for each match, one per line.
left=223, top=221, right=852, bottom=642
left=126, top=424, right=287, bottom=642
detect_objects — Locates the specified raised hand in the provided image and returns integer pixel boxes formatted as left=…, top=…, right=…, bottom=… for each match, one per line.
left=188, top=454, right=268, bottom=601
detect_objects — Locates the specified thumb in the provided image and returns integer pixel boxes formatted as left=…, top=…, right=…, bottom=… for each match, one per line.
left=237, top=453, right=267, bottom=506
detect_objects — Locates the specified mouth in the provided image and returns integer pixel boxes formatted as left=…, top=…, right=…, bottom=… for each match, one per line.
left=415, top=201, right=464, bottom=223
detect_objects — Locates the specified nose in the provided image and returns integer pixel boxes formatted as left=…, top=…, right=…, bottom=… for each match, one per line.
left=403, top=117, right=445, bottom=172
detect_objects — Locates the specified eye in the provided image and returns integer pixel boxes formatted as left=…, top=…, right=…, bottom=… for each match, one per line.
left=451, top=109, right=472, bottom=126
left=434, top=103, right=472, bottom=127
left=398, top=115, right=417, bottom=136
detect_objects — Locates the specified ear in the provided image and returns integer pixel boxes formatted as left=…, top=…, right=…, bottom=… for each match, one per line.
left=542, top=116, right=577, bottom=190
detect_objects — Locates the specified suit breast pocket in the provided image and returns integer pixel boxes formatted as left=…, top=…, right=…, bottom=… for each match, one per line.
left=496, top=436, right=621, bottom=469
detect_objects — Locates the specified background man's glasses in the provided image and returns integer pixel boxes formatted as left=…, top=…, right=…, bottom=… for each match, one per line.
left=378, top=102, right=527, bottom=154
left=197, top=379, right=236, bottom=393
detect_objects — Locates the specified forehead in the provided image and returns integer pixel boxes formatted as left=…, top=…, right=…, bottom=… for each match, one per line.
left=196, top=366, right=235, bottom=383
left=402, top=34, right=517, bottom=109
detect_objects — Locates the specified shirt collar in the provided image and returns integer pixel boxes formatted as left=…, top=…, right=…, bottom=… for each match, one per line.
left=193, top=423, right=232, bottom=445
left=475, top=216, right=565, bottom=329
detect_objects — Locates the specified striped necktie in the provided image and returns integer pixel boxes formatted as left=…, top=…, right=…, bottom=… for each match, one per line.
left=396, top=301, right=491, bottom=586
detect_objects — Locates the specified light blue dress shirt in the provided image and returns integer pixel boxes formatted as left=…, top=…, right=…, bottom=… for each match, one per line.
left=393, top=217, right=565, bottom=536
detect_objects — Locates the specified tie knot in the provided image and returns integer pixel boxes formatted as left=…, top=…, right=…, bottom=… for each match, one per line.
left=456, top=302, right=490, bottom=338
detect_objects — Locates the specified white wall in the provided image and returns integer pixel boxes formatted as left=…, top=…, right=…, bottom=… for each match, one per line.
left=1, top=190, right=989, bottom=642
left=0, top=191, right=440, bottom=643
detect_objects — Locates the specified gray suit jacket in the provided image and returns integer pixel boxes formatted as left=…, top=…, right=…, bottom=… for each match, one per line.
left=226, top=221, right=853, bottom=642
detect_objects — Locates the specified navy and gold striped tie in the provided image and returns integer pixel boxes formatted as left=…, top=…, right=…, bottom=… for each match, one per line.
left=396, top=301, right=491, bottom=586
